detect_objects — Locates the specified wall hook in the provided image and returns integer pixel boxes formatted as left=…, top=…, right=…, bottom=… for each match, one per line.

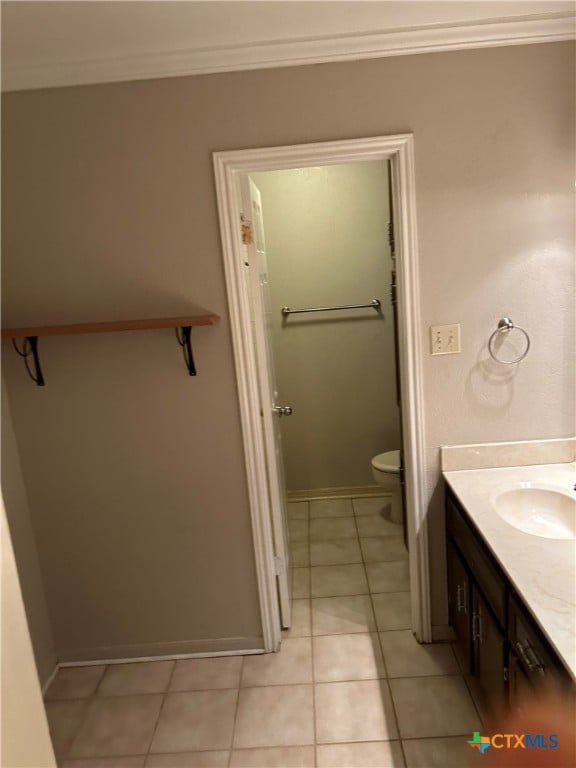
left=175, top=326, right=197, bottom=376
left=12, top=336, right=45, bottom=386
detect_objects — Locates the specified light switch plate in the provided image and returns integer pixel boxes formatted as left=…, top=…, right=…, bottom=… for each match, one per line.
left=430, top=324, right=461, bottom=355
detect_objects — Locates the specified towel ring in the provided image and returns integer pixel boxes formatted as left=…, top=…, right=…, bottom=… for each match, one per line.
left=488, top=317, right=530, bottom=364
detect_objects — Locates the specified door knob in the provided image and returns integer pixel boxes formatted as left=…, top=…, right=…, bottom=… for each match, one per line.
left=273, top=405, right=293, bottom=416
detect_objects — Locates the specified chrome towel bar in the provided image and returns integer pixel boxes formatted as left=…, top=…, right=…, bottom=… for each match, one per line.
left=281, top=299, right=381, bottom=316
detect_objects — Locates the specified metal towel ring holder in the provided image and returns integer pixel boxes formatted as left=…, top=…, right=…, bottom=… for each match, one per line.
left=488, top=317, right=531, bottom=364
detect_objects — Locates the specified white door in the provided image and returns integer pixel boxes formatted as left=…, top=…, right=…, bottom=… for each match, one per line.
left=240, top=175, right=292, bottom=629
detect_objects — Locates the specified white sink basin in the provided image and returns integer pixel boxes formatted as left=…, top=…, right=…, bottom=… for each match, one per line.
left=494, top=486, right=576, bottom=540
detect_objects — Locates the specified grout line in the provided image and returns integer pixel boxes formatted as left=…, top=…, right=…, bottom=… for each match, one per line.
left=356, top=503, right=408, bottom=764
left=92, top=663, right=109, bottom=697
left=54, top=667, right=109, bottom=764
left=461, top=670, right=487, bottom=729
left=141, top=660, right=177, bottom=759
left=227, top=658, right=244, bottom=766
left=306, top=502, right=318, bottom=767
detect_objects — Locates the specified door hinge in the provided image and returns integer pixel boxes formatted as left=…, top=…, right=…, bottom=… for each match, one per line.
left=390, top=272, right=397, bottom=306
left=503, top=666, right=509, bottom=682
left=241, top=215, right=254, bottom=245
left=273, top=555, right=285, bottom=577
left=388, top=221, right=396, bottom=257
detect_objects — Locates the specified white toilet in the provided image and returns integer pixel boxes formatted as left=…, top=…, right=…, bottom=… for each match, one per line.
left=371, top=449, right=403, bottom=525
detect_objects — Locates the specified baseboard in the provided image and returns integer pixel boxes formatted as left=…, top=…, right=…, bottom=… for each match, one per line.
left=287, top=485, right=390, bottom=501
left=57, top=635, right=264, bottom=665
left=431, top=624, right=456, bottom=642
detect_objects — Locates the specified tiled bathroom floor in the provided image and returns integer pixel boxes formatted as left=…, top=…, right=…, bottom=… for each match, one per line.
left=44, top=496, right=483, bottom=768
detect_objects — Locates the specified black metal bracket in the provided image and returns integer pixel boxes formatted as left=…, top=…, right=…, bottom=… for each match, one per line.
left=12, top=336, right=45, bottom=386
left=175, top=326, right=197, bottom=376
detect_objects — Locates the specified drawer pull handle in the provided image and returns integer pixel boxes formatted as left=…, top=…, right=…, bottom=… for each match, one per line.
left=515, top=640, right=544, bottom=674
left=456, top=584, right=467, bottom=613
left=472, top=611, right=483, bottom=643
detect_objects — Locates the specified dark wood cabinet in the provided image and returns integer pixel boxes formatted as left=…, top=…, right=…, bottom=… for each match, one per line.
left=447, top=538, right=471, bottom=674
left=471, top=584, right=507, bottom=717
left=446, top=484, right=574, bottom=719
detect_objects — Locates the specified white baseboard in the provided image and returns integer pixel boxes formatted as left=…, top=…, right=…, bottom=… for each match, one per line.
left=288, top=486, right=390, bottom=501
left=57, top=635, right=264, bottom=665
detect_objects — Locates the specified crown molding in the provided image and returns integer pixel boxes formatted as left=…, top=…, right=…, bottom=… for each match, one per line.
left=3, top=12, right=574, bottom=92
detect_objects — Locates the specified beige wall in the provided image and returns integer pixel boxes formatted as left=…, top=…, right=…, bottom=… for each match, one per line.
left=252, top=163, right=401, bottom=491
left=1, top=380, right=56, bottom=684
left=1, top=42, right=574, bottom=646
left=1, top=497, right=56, bottom=768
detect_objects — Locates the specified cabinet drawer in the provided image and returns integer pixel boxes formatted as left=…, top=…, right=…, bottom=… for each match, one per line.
left=446, top=492, right=506, bottom=627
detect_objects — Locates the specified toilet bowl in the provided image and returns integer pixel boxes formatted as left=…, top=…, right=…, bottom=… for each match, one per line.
left=371, top=449, right=403, bottom=525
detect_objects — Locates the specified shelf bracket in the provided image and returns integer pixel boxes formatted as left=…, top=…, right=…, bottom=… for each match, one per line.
left=175, top=326, right=197, bottom=376
left=12, top=336, right=46, bottom=386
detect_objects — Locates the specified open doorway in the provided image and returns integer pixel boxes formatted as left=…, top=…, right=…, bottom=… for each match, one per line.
left=214, top=135, right=429, bottom=651
left=243, top=161, right=406, bottom=630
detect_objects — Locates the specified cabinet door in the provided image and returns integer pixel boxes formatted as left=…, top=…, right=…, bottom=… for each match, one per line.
left=472, top=585, right=507, bottom=717
left=447, top=539, right=471, bottom=673
left=508, top=651, right=536, bottom=717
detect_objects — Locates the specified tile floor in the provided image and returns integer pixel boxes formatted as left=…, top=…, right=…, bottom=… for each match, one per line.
left=44, top=496, right=483, bottom=768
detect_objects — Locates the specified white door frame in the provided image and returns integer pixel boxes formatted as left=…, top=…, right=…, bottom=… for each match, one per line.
left=213, top=134, right=431, bottom=650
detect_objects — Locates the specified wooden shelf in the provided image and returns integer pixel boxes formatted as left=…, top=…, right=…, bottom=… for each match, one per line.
left=2, top=314, right=220, bottom=385
left=1, top=314, right=220, bottom=339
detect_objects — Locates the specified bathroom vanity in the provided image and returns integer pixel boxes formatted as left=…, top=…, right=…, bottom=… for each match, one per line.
left=443, top=461, right=575, bottom=719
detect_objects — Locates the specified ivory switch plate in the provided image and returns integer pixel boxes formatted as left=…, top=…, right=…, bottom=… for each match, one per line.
left=430, top=324, right=461, bottom=355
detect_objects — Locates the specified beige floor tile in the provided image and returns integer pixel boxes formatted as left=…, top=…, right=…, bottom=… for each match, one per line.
left=366, top=562, right=410, bottom=593
left=312, top=595, right=376, bottom=635
left=310, top=517, right=357, bottom=540
left=64, top=758, right=146, bottom=768
left=45, top=666, right=107, bottom=700
left=310, top=538, right=362, bottom=566
left=313, top=633, right=385, bottom=682
left=317, top=741, right=405, bottom=767
left=151, top=690, right=238, bottom=753
left=360, top=536, right=408, bottom=563
left=145, top=751, right=230, bottom=767
left=288, top=519, right=309, bottom=542
left=356, top=514, right=403, bottom=537
left=69, top=695, right=163, bottom=758
left=288, top=502, right=309, bottom=520
left=389, top=676, right=482, bottom=738
left=290, top=541, right=310, bottom=567
left=233, top=685, right=314, bottom=748
left=230, top=745, right=315, bottom=767
left=283, top=599, right=311, bottom=638
left=380, top=631, right=460, bottom=678
left=241, top=638, right=312, bottom=687
left=291, top=568, right=311, bottom=598
left=315, top=680, right=398, bottom=744
left=98, top=661, right=174, bottom=696
left=352, top=497, right=391, bottom=516
left=372, top=593, right=412, bottom=631
left=402, top=736, right=485, bottom=767
left=310, top=499, right=353, bottom=518
left=311, top=564, right=368, bottom=597
left=46, top=700, right=90, bottom=761
left=169, top=656, right=243, bottom=692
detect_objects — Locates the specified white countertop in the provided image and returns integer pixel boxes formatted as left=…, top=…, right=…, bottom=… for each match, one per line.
left=443, top=462, right=576, bottom=680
